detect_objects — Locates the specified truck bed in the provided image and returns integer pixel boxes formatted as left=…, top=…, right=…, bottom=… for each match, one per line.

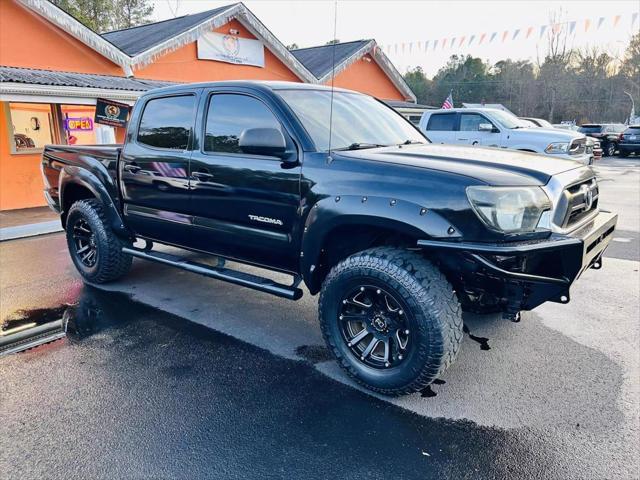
left=41, top=144, right=123, bottom=216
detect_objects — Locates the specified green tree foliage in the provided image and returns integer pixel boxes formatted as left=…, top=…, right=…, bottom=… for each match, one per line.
left=51, top=0, right=154, bottom=33
left=404, top=32, right=640, bottom=123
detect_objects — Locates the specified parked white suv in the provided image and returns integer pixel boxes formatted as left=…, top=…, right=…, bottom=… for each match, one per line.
left=419, top=108, right=592, bottom=164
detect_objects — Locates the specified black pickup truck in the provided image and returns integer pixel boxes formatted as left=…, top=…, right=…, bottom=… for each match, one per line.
left=42, top=81, right=617, bottom=395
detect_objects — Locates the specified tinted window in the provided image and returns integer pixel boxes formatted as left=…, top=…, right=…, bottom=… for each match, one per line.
left=427, top=113, right=457, bottom=131
left=205, top=94, right=282, bottom=154
left=624, top=126, right=640, bottom=134
left=460, top=113, right=491, bottom=131
left=579, top=125, right=603, bottom=134
left=137, top=95, right=195, bottom=150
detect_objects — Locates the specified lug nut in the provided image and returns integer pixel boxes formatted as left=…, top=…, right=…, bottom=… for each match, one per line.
left=342, top=299, right=347, bottom=304
left=404, top=329, right=409, bottom=334
left=398, top=354, right=403, bottom=360
left=376, top=289, right=381, bottom=294
left=398, top=310, right=403, bottom=315
left=347, top=342, right=352, bottom=347
left=385, top=362, right=390, bottom=367
left=360, top=287, right=365, bottom=291
left=339, top=315, right=344, bottom=320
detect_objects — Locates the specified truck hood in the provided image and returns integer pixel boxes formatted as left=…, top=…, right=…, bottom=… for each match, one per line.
left=509, top=127, right=584, bottom=141
left=336, top=143, right=583, bottom=186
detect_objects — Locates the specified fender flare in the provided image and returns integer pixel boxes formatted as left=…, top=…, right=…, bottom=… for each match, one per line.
left=59, top=167, right=129, bottom=237
left=300, top=195, right=461, bottom=293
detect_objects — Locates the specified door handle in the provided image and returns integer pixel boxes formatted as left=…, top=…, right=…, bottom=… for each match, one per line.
left=124, top=164, right=141, bottom=174
left=192, top=171, right=214, bottom=181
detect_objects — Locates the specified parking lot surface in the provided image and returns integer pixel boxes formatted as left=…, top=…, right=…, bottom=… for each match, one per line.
left=1, top=158, right=639, bottom=479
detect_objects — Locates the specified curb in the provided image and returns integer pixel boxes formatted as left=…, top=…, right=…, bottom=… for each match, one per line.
left=0, top=221, right=63, bottom=242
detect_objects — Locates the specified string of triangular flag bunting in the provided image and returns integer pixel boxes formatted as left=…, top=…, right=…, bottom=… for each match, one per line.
left=382, top=12, right=639, bottom=55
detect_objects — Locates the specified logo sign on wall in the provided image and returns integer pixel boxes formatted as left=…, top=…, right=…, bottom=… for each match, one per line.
left=65, top=117, right=94, bottom=131
left=95, top=98, right=130, bottom=128
left=197, top=32, right=265, bottom=67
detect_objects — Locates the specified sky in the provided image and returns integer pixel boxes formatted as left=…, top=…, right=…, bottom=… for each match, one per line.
left=152, top=0, right=640, bottom=77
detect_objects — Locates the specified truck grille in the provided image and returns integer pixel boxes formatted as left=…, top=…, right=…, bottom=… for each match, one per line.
left=569, top=137, right=586, bottom=156
left=562, top=178, right=599, bottom=228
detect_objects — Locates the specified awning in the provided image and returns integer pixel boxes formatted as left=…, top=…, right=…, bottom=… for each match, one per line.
left=0, top=66, right=172, bottom=104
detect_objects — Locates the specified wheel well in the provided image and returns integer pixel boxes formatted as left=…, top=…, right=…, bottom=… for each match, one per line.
left=310, top=224, right=420, bottom=294
left=61, top=183, right=95, bottom=225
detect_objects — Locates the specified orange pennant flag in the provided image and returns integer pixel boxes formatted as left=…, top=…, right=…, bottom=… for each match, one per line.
left=502, top=30, right=508, bottom=42
left=459, top=36, right=466, bottom=47
left=613, top=15, right=621, bottom=27
left=584, top=19, right=591, bottom=32
left=526, top=26, right=534, bottom=38
left=479, top=33, right=487, bottom=44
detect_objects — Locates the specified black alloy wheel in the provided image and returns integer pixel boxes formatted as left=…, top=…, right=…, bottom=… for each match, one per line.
left=339, top=285, right=410, bottom=369
left=72, top=218, right=98, bottom=267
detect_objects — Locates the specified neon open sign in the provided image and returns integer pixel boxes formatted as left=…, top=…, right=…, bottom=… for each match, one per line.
left=65, top=118, right=94, bottom=131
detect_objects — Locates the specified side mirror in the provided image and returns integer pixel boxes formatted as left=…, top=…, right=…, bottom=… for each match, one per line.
left=239, top=128, right=287, bottom=157
left=478, top=123, right=496, bottom=132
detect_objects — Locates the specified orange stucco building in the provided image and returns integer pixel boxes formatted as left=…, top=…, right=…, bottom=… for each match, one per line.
left=0, top=0, right=415, bottom=211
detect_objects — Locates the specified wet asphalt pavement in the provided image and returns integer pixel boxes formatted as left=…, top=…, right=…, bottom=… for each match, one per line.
left=1, top=158, right=639, bottom=479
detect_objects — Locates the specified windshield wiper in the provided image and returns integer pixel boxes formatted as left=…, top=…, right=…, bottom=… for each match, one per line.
left=399, top=140, right=425, bottom=145
left=333, top=143, right=388, bottom=151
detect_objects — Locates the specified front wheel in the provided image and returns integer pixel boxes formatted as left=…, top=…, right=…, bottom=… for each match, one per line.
left=319, top=247, right=463, bottom=395
left=65, top=199, right=132, bottom=284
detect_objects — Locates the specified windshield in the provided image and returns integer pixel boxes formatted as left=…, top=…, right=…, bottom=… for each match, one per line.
left=537, top=118, right=553, bottom=128
left=489, top=110, right=530, bottom=129
left=277, top=90, right=427, bottom=151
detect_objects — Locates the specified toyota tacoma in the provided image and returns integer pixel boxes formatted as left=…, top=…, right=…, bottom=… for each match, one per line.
left=41, top=82, right=617, bottom=395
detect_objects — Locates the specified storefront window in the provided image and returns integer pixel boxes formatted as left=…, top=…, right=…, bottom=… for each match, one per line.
left=61, top=105, right=116, bottom=145
left=8, top=102, right=53, bottom=152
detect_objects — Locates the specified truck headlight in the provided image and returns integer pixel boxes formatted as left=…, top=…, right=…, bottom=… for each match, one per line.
left=466, top=186, right=552, bottom=233
left=545, top=142, right=570, bottom=154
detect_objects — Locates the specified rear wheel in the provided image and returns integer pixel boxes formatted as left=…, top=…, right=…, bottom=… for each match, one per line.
left=319, top=247, right=463, bottom=395
left=66, top=199, right=132, bottom=283
left=604, top=142, right=616, bottom=156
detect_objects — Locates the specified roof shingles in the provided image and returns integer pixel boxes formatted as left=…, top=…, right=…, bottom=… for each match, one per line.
left=102, top=5, right=237, bottom=56
left=290, top=40, right=370, bottom=79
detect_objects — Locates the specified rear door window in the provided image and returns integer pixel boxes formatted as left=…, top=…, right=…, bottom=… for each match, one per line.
left=426, top=113, right=457, bottom=131
left=137, top=95, right=196, bottom=150
left=460, top=113, right=492, bottom=131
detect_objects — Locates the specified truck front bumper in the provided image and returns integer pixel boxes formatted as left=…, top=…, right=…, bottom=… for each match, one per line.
left=418, top=210, right=617, bottom=311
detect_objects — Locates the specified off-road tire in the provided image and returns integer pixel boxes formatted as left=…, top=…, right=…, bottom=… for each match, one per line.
left=319, top=247, right=463, bottom=395
left=65, top=199, right=132, bottom=283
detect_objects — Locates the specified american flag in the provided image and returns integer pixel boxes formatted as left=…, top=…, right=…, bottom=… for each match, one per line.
left=441, top=92, right=454, bottom=109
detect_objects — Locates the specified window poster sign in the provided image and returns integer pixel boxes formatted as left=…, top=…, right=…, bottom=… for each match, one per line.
left=95, top=98, right=130, bottom=128
left=197, top=32, right=265, bottom=67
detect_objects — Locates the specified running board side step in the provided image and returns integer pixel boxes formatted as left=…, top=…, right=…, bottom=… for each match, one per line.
left=122, top=247, right=303, bottom=301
